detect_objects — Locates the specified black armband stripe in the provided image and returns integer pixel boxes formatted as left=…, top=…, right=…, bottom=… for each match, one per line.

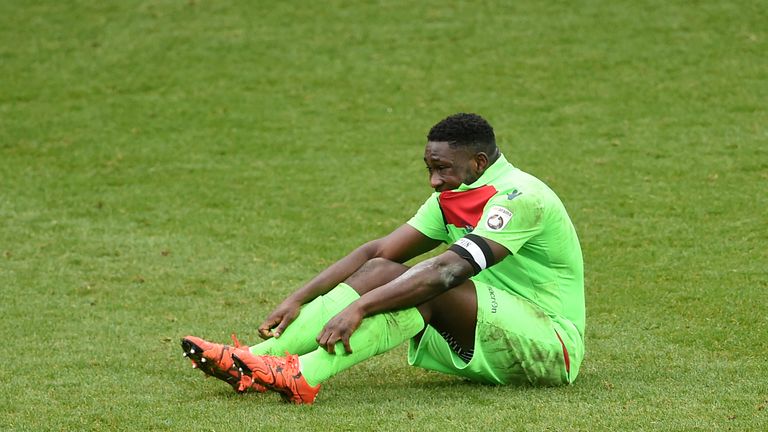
left=448, top=234, right=495, bottom=276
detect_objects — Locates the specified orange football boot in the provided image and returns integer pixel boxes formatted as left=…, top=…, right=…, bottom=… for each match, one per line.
left=231, top=351, right=320, bottom=404
left=181, top=334, right=266, bottom=393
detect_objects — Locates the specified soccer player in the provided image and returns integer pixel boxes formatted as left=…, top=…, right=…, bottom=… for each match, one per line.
left=181, top=113, right=585, bottom=404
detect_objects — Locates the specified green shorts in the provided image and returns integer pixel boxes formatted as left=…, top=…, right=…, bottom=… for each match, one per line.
left=407, top=280, right=583, bottom=385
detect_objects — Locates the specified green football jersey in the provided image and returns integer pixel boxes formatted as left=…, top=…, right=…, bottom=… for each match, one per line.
left=407, top=154, right=585, bottom=338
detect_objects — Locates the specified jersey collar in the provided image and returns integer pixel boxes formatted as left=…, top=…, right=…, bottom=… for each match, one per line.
left=455, top=153, right=512, bottom=191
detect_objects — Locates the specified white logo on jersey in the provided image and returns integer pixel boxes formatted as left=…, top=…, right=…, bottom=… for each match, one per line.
left=484, top=206, right=513, bottom=231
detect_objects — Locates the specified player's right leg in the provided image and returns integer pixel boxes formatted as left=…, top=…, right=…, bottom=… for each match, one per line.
left=231, top=306, right=425, bottom=404
left=180, top=282, right=361, bottom=392
left=183, top=257, right=411, bottom=398
left=230, top=283, right=482, bottom=405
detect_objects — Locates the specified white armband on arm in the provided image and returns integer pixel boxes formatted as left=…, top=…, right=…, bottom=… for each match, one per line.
left=448, top=234, right=495, bottom=275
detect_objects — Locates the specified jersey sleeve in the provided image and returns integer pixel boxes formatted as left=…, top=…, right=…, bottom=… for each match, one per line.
left=406, top=193, right=450, bottom=243
left=471, top=192, right=544, bottom=254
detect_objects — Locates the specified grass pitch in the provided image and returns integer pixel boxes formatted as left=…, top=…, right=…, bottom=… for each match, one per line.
left=1, top=1, right=766, bottom=430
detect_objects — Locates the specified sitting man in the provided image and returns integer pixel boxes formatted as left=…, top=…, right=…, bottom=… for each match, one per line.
left=181, top=112, right=585, bottom=404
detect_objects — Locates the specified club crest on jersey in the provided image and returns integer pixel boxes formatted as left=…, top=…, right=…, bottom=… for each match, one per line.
left=484, top=206, right=513, bottom=231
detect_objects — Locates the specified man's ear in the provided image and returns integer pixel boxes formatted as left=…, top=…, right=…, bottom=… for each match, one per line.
left=474, top=152, right=490, bottom=172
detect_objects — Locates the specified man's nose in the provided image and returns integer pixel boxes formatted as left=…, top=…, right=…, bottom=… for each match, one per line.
left=430, top=173, right=443, bottom=189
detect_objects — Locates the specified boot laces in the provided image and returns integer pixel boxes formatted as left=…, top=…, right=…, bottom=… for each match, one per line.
left=230, top=333, right=243, bottom=348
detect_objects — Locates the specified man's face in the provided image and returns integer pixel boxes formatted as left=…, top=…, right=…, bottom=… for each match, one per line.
left=423, top=141, right=481, bottom=192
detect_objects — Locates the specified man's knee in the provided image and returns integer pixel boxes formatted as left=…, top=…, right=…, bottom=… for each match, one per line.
left=345, top=257, right=409, bottom=295
left=358, top=257, right=400, bottom=272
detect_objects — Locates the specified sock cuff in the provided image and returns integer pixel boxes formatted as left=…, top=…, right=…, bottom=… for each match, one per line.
left=323, top=282, right=361, bottom=306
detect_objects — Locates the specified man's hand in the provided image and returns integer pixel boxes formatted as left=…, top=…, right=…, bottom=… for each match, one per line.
left=258, top=300, right=302, bottom=339
left=316, top=303, right=364, bottom=354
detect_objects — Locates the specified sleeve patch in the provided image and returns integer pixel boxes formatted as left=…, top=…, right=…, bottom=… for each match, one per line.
left=483, top=206, right=513, bottom=231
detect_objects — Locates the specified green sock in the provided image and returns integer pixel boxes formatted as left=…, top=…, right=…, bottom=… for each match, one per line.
left=298, top=307, right=425, bottom=386
left=250, top=283, right=360, bottom=356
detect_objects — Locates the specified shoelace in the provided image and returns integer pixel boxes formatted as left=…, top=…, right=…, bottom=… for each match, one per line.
left=230, top=333, right=243, bottom=348
left=264, top=353, right=299, bottom=375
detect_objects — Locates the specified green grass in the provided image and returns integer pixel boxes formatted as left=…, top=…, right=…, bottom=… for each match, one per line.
left=1, top=0, right=766, bottom=430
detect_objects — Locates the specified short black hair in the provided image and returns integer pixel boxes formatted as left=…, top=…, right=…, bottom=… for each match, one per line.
left=427, top=113, right=497, bottom=155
